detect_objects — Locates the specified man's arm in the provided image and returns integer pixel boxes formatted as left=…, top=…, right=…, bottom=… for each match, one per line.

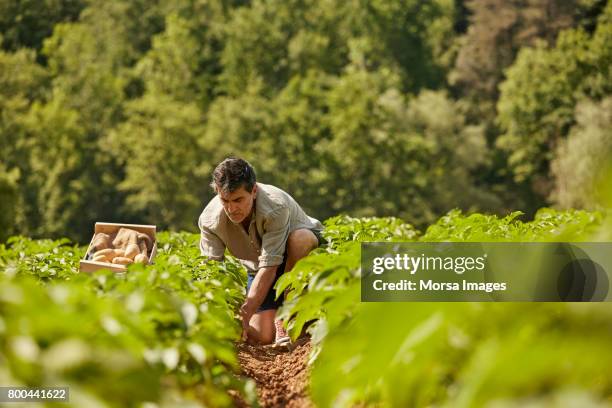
left=240, top=207, right=291, bottom=339
left=199, top=219, right=225, bottom=260
left=239, top=265, right=279, bottom=336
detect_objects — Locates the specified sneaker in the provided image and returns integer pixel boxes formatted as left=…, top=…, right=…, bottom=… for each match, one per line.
left=274, top=319, right=291, bottom=346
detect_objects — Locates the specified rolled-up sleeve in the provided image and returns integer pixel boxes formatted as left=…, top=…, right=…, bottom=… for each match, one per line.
left=258, top=207, right=290, bottom=267
left=199, top=222, right=225, bottom=261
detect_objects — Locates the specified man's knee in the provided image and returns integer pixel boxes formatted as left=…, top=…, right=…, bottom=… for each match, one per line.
left=247, top=310, right=276, bottom=345
left=287, top=229, right=318, bottom=258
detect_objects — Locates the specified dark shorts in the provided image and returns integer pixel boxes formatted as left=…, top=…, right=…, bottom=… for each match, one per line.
left=246, top=228, right=326, bottom=312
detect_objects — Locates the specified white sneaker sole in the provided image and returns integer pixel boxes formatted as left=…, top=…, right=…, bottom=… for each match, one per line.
left=274, top=336, right=291, bottom=347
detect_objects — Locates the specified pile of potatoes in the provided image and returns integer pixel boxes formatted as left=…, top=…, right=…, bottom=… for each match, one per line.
left=89, top=228, right=153, bottom=266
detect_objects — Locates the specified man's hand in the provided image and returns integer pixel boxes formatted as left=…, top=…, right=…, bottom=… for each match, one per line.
left=239, top=300, right=257, bottom=341
left=239, top=265, right=278, bottom=342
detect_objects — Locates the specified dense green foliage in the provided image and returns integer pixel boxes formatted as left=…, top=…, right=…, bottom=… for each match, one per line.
left=1, top=0, right=611, bottom=242
left=0, top=232, right=256, bottom=407
left=277, top=210, right=611, bottom=407
left=497, top=0, right=612, bottom=187
left=1, top=210, right=610, bottom=406
left=550, top=97, right=612, bottom=208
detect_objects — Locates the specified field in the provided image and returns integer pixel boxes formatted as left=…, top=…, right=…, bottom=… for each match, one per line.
left=2, top=1, right=612, bottom=406
left=1, top=209, right=611, bottom=407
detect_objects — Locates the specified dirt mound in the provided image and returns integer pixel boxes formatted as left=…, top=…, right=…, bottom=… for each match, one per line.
left=236, top=337, right=313, bottom=407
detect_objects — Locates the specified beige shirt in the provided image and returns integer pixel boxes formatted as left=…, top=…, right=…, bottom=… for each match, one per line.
left=198, top=183, right=323, bottom=273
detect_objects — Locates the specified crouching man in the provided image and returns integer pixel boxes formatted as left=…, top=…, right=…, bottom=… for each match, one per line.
left=198, top=157, right=325, bottom=345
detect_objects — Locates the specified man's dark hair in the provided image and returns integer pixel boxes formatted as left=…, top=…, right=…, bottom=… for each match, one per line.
left=211, top=157, right=257, bottom=193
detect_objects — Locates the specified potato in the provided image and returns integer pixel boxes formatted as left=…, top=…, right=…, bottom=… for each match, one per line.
left=134, top=253, right=148, bottom=264
left=137, top=233, right=153, bottom=251
left=138, top=240, right=148, bottom=256
left=93, top=248, right=113, bottom=258
left=93, top=255, right=110, bottom=263
left=113, top=248, right=125, bottom=257
left=112, top=228, right=139, bottom=249
left=112, top=257, right=133, bottom=265
left=92, top=232, right=111, bottom=251
left=125, top=243, right=140, bottom=259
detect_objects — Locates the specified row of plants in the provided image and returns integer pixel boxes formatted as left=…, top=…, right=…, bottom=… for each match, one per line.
left=1, top=208, right=610, bottom=406
left=0, top=232, right=255, bottom=407
left=277, top=209, right=612, bottom=407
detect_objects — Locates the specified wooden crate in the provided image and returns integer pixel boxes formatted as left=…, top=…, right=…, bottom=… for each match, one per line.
left=80, top=222, right=157, bottom=273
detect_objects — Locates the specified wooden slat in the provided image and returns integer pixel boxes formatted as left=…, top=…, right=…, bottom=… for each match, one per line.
left=80, top=259, right=128, bottom=273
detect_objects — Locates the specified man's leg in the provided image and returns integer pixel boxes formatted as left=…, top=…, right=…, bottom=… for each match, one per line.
left=245, top=229, right=319, bottom=345
left=274, top=228, right=319, bottom=343
left=285, top=228, right=319, bottom=272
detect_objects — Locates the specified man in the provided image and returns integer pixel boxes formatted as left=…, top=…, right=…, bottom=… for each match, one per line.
left=198, top=157, right=325, bottom=345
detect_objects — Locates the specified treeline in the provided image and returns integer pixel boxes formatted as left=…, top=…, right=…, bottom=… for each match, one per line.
left=0, top=0, right=611, bottom=242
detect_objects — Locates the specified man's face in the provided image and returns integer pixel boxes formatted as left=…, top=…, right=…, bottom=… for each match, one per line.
left=216, top=184, right=257, bottom=224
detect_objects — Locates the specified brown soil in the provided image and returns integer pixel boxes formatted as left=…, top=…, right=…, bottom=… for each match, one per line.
left=235, top=337, right=313, bottom=408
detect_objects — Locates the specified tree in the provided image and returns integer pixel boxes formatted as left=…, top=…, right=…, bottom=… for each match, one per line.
left=551, top=97, right=612, bottom=209
left=133, top=10, right=227, bottom=109
left=0, top=0, right=84, bottom=55
left=0, top=163, right=20, bottom=241
left=497, top=0, right=611, bottom=196
left=29, top=1, right=171, bottom=240
left=220, top=0, right=454, bottom=96
left=0, top=46, right=48, bottom=237
left=200, top=80, right=278, bottom=187
left=451, top=0, right=578, bottom=107
left=316, top=65, right=497, bottom=225
left=105, top=94, right=207, bottom=231
left=20, top=97, right=87, bottom=237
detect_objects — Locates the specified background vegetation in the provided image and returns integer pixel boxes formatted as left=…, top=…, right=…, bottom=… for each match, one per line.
left=1, top=0, right=611, bottom=243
